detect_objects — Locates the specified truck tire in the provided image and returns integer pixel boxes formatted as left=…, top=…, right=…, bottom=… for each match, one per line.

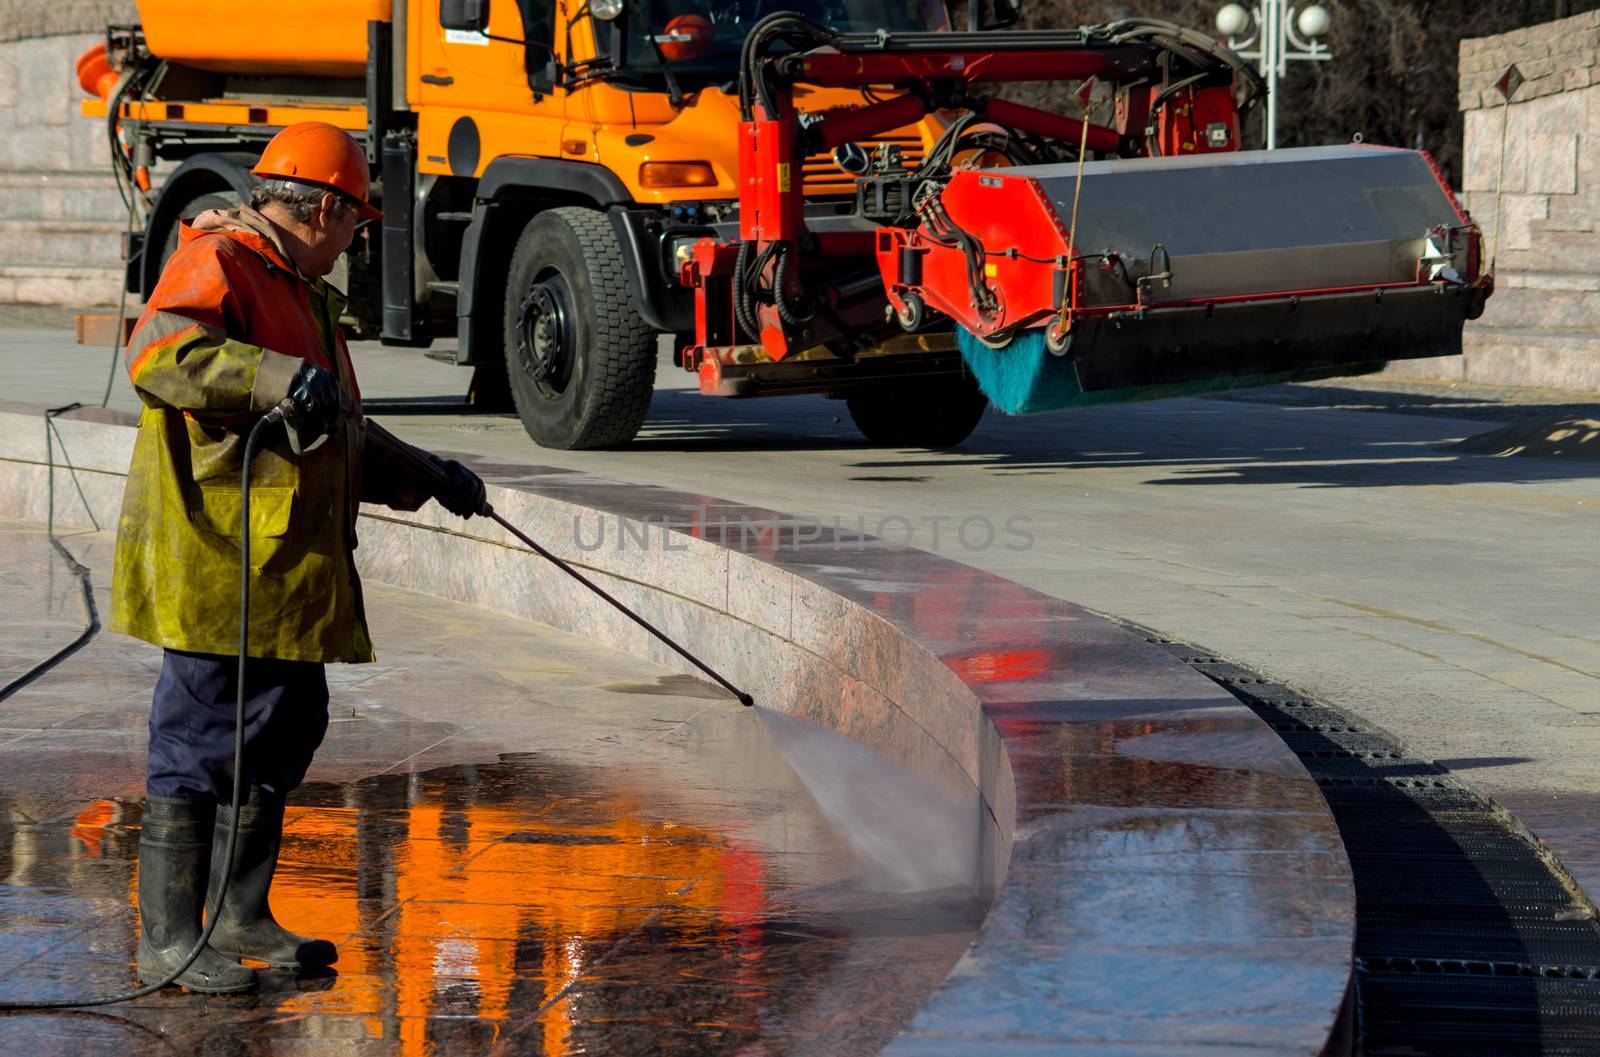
left=846, top=373, right=988, bottom=448
left=502, top=207, right=656, bottom=449
left=159, top=191, right=240, bottom=270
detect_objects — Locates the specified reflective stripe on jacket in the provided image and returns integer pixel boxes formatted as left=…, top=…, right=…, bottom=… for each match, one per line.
left=110, top=207, right=427, bottom=663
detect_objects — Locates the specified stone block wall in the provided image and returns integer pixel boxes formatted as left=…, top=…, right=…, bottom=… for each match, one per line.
left=0, top=1, right=138, bottom=307
left=1386, top=11, right=1600, bottom=390
left=0, top=0, right=132, bottom=44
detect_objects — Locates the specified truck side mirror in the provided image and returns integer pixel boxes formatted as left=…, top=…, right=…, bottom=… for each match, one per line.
left=966, top=0, right=1020, bottom=30
left=983, top=0, right=1021, bottom=28
left=440, top=0, right=491, bottom=33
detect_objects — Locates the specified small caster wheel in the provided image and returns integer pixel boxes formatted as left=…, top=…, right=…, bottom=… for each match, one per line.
left=1045, top=322, right=1073, bottom=357
left=895, top=292, right=926, bottom=332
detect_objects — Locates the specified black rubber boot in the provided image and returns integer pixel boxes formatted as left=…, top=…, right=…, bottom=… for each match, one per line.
left=206, top=787, right=338, bottom=969
left=136, top=796, right=258, bottom=993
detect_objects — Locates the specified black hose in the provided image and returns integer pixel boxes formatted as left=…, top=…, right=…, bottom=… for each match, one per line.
left=733, top=239, right=760, bottom=341
left=1103, top=17, right=1267, bottom=114
left=0, top=410, right=282, bottom=1010
left=772, top=245, right=813, bottom=327
left=0, top=408, right=102, bottom=704
left=97, top=66, right=150, bottom=411
left=738, top=12, right=834, bottom=121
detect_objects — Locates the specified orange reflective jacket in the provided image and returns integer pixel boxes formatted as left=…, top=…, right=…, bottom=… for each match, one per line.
left=111, top=207, right=426, bottom=663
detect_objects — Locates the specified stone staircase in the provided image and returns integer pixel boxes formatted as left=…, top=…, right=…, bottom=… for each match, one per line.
left=0, top=32, right=131, bottom=307
left=0, top=178, right=128, bottom=306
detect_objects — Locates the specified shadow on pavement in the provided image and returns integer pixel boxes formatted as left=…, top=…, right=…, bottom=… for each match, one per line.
left=621, top=389, right=1600, bottom=490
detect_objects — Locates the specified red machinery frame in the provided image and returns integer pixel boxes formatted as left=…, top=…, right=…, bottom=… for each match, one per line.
left=678, top=25, right=1250, bottom=395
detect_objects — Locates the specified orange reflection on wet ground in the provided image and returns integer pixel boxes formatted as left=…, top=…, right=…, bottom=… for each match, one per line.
left=268, top=777, right=751, bottom=1055
left=2, top=755, right=983, bottom=1057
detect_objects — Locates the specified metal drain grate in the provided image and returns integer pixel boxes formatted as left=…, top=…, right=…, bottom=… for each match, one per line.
left=1118, top=622, right=1600, bottom=1057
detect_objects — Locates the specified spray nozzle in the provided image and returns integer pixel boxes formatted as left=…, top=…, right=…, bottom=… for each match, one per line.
left=263, top=397, right=296, bottom=425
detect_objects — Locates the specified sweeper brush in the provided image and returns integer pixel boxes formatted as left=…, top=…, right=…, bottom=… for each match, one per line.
left=900, top=146, right=1490, bottom=414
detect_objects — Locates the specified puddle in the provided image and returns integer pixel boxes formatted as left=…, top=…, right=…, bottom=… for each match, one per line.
left=598, top=674, right=733, bottom=700
left=0, top=522, right=992, bottom=1054
left=0, top=714, right=987, bottom=1056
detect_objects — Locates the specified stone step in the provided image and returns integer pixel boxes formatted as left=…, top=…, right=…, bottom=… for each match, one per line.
left=1380, top=324, right=1600, bottom=391
left=0, top=172, right=131, bottom=223
left=1509, top=224, right=1600, bottom=263
left=0, top=218, right=127, bottom=268
left=1476, top=283, right=1600, bottom=330
left=0, top=264, right=124, bottom=307
left=1492, top=269, right=1600, bottom=292
left=0, top=190, right=129, bottom=225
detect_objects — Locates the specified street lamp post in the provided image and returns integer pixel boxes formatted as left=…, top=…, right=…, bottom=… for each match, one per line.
left=1215, top=1, right=1333, bottom=149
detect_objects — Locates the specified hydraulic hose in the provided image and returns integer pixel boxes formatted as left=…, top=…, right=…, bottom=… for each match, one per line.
left=0, top=405, right=288, bottom=1010
left=0, top=408, right=102, bottom=705
left=772, top=246, right=813, bottom=328
left=733, top=238, right=761, bottom=342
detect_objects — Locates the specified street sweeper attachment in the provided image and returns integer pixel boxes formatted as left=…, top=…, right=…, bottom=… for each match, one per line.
left=678, top=15, right=1491, bottom=423
left=882, top=144, right=1491, bottom=413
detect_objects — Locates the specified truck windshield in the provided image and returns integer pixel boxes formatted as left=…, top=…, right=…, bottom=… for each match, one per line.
left=604, top=0, right=952, bottom=89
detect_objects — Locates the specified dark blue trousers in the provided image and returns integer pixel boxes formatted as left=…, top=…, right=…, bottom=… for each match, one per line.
left=146, top=649, right=330, bottom=800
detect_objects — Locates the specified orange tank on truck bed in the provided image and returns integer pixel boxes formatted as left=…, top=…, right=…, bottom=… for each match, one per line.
left=137, top=0, right=392, bottom=76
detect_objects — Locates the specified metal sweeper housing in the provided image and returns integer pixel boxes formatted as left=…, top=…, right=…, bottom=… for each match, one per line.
left=878, top=145, right=1489, bottom=412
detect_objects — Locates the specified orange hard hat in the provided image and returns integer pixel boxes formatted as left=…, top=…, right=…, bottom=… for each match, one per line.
left=660, top=14, right=714, bottom=62
left=253, top=122, right=382, bottom=221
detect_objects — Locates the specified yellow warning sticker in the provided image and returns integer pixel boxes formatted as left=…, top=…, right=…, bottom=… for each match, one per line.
left=984, top=262, right=998, bottom=278
left=777, top=163, right=792, bottom=193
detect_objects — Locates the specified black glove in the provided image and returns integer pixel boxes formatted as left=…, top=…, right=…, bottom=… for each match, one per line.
left=286, top=364, right=343, bottom=439
left=432, top=457, right=486, bottom=519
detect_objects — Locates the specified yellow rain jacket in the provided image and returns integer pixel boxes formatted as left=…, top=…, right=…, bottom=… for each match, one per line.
left=111, top=207, right=429, bottom=663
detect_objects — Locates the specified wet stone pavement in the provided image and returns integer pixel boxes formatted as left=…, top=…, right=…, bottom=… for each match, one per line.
left=0, top=520, right=985, bottom=1056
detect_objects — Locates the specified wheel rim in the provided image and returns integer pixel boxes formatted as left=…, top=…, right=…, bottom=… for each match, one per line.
left=516, top=271, right=577, bottom=399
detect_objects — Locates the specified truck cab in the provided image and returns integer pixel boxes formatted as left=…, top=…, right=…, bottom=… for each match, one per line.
left=83, top=0, right=969, bottom=448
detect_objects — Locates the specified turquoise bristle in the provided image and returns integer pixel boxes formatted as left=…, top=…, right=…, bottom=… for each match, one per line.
left=955, top=326, right=1377, bottom=414
left=954, top=327, right=1078, bottom=415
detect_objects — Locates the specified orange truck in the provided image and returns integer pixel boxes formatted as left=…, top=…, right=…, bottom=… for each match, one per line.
left=78, top=0, right=985, bottom=449
left=80, top=4, right=1489, bottom=450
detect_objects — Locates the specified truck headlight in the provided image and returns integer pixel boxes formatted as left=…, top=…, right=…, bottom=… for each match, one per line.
left=640, top=161, right=717, bottom=188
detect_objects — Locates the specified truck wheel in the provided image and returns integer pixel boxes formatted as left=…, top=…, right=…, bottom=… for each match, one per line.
left=846, top=373, right=988, bottom=448
left=159, top=191, right=239, bottom=270
left=502, top=207, right=656, bottom=449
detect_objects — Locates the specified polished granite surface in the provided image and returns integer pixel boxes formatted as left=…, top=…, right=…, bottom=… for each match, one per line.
left=0, top=523, right=984, bottom=1055
left=0, top=404, right=1357, bottom=1055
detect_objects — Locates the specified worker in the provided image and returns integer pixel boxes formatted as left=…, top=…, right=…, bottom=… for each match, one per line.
left=110, top=122, right=485, bottom=994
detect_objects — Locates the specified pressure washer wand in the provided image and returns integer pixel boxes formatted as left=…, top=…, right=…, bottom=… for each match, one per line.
left=483, top=507, right=753, bottom=706
left=363, top=421, right=754, bottom=707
